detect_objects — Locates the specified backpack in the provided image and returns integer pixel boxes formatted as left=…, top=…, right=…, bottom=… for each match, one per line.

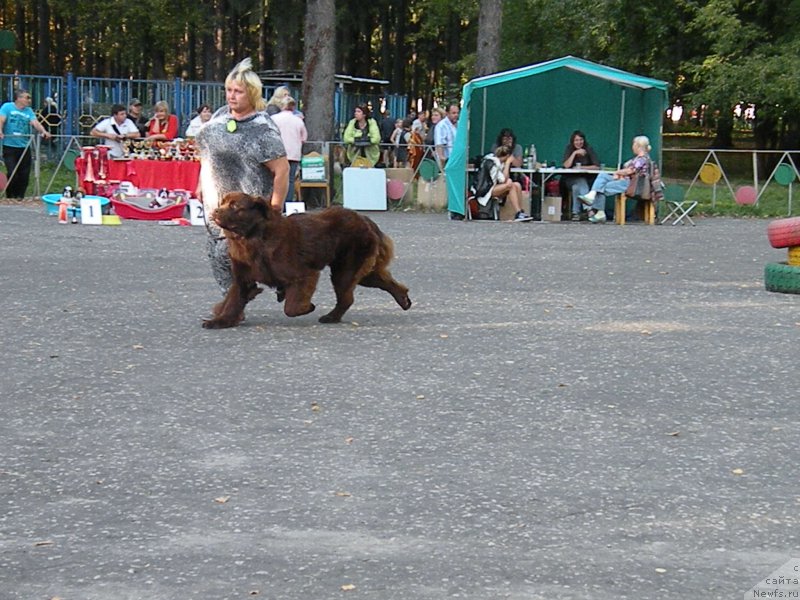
left=470, top=156, right=495, bottom=201
left=468, top=156, right=501, bottom=219
left=650, top=161, right=665, bottom=202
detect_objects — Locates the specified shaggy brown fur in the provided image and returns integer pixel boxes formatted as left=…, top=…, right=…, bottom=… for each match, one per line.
left=202, top=192, right=412, bottom=329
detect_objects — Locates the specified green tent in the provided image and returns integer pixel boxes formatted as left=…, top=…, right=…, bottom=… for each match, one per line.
left=445, top=56, right=669, bottom=215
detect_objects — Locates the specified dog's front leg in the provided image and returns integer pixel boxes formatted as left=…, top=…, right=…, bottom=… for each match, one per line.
left=283, top=274, right=319, bottom=317
left=203, top=264, right=256, bottom=329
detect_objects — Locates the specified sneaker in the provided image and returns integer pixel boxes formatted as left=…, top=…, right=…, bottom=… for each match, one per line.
left=571, top=213, right=580, bottom=222
left=578, top=190, right=597, bottom=205
left=514, top=211, right=533, bottom=222
left=588, top=210, right=607, bottom=223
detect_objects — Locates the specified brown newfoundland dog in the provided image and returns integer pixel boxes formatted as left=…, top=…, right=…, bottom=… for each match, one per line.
left=202, top=192, right=412, bottom=329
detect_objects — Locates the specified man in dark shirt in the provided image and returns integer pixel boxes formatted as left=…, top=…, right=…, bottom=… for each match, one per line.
left=379, top=110, right=395, bottom=166
left=126, top=98, right=148, bottom=137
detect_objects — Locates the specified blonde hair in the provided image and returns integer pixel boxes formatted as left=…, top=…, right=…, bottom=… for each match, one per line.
left=153, top=100, right=170, bottom=114
left=225, top=58, right=266, bottom=112
left=632, top=135, right=652, bottom=152
left=494, top=145, right=511, bottom=159
left=268, top=86, right=290, bottom=107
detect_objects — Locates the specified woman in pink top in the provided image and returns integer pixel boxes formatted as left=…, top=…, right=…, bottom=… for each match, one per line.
left=269, top=96, right=308, bottom=204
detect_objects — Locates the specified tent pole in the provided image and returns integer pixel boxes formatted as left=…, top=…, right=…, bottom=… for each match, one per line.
left=480, top=88, right=487, bottom=155
left=617, top=89, right=626, bottom=168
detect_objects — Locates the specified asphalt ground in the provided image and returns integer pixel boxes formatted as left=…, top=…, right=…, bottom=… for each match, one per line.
left=1, top=204, right=798, bottom=600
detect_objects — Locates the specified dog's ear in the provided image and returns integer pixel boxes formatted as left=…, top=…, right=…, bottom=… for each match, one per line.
left=251, top=195, right=271, bottom=218
left=220, top=192, right=237, bottom=208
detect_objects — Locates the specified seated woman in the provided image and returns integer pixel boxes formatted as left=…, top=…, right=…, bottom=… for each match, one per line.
left=477, top=145, right=532, bottom=222
left=561, top=130, right=600, bottom=221
left=145, top=101, right=179, bottom=141
left=490, top=128, right=523, bottom=168
left=578, top=135, right=653, bottom=223
left=342, top=105, right=381, bottom=166
left=185, top=104, right=213, bottom=137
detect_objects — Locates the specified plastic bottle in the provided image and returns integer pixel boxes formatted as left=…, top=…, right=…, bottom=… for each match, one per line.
left=57, top=196, right=68, bottom=223
left=530, top=144, right=537, bottom=168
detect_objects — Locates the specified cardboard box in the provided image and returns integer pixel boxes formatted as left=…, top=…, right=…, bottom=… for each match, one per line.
left=499, top=191, right=532, bottom=221
left=300, top=155, right=325, bottom=181
left=416, top=176, right=448, bottom=210
left=385, top=167, right=414, bottom=203
left=542, top=195, right=562, bottom=222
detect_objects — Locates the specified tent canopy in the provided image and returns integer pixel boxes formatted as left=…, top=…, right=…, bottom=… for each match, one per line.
left=445, top=56, right=669, bottom=215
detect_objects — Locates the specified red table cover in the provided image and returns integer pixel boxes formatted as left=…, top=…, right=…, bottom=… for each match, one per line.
left=75, top=158, right=200, bottom=196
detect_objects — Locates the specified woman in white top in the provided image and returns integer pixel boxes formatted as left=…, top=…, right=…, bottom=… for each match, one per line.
left=185, top=104, right=212, bottom=137
left=478, top=145, right=532, bottom=221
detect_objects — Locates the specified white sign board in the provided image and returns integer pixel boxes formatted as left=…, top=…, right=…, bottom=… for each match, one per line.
left=188, top=199, right=206, bottom=226
left=285, top=201, right=306, bottom=215
left=79, top=198, right=103, bottom=225
left=343, top=168, right=387, bottom=211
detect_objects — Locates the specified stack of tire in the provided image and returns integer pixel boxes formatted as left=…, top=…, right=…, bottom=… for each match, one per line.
left=765, top=217, right=800, bottom=294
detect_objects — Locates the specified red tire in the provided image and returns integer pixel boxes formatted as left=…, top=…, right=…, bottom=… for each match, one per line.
left=767, top=217, right=800, bottom=248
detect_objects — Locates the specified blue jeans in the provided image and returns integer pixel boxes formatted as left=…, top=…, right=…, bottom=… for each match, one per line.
left=589, top=172, right=629, bottom=211
left=284, top=160, right=300, bottom=204
left=566, top=176, right=590, bottom=213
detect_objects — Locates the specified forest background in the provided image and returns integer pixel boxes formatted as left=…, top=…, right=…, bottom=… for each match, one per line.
left=2, top=0, right=799, bottom=150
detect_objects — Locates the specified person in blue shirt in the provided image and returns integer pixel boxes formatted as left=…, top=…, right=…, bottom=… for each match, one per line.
left=0, top=89, right=52, bottom=198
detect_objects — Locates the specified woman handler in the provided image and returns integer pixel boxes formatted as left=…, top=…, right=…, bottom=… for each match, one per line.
left=195, top=58, right=289, bottom=293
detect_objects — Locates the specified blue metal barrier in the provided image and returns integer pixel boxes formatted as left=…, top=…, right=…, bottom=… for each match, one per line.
left=1, top=72, right=407, bottom=140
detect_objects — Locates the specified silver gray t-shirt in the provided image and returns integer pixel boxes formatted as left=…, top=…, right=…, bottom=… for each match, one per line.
left=196, top=107, right=286, bottom=212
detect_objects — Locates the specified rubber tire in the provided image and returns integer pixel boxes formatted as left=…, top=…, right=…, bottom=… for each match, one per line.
left=767, top=217, right=800, bottom=248
left=788, top=246, right=800, bottom=266
left=764, top=262, right=800, bottom=294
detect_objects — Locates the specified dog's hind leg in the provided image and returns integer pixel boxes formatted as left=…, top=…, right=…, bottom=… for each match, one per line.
left=319, top=267, right=360, bottom=323
left=283, top=274, right=318, bottom=317
left=358, top=269, right=412, bottom=311
left=355, top=230, right=411, bottom=310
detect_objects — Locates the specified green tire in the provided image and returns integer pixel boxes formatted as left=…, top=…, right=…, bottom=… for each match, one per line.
left=764, top=262, right=800, bottom=294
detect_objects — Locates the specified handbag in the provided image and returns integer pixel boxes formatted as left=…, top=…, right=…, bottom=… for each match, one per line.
left=625, top=171, right=651, bottom=200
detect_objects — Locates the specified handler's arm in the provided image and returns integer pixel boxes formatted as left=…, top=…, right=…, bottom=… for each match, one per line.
left=264, top=156, right=290, bottom=209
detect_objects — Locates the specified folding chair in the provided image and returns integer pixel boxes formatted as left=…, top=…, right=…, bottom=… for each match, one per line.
left=467, top=196, right=502, bottom=220
left=660, top=184, right=697, bottom=226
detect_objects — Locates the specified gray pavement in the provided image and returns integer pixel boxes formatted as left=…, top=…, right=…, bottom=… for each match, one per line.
left=1, top=205, right=798, bottom=600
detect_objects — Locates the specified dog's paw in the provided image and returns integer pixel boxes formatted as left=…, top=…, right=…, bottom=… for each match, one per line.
left=202, top=318, right=229, bottom=329
left=318, top=312, right=342, bottom=324
left=202, top=313, right=243, bottom=329
left=399, top=295, right=412, bottom=310
left=284, top=302, right=315, bottom=317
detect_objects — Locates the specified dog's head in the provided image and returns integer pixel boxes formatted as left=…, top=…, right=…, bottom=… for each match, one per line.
left=212, top=192, right=276, bottom=238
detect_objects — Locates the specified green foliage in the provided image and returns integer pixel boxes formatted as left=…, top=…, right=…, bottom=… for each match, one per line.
left=3, top=0, right=800, bottom=148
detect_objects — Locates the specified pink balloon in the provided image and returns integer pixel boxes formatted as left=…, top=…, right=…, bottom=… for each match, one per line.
left=735, top=185, right=757, bottom=205
left=387, top=179, right=405, bottom=201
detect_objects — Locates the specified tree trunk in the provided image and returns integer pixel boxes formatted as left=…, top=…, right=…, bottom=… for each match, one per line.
left=14, top=0, right=26, bottom=71
left=302, top=0, right=336, bottom=141
left=391, top=0, right=407, bottom=93
left=475, top=0, right=502, bottom=77
left=36, top=0, right=50, bottom=73
left=711, top=112, right=733, bottom=149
